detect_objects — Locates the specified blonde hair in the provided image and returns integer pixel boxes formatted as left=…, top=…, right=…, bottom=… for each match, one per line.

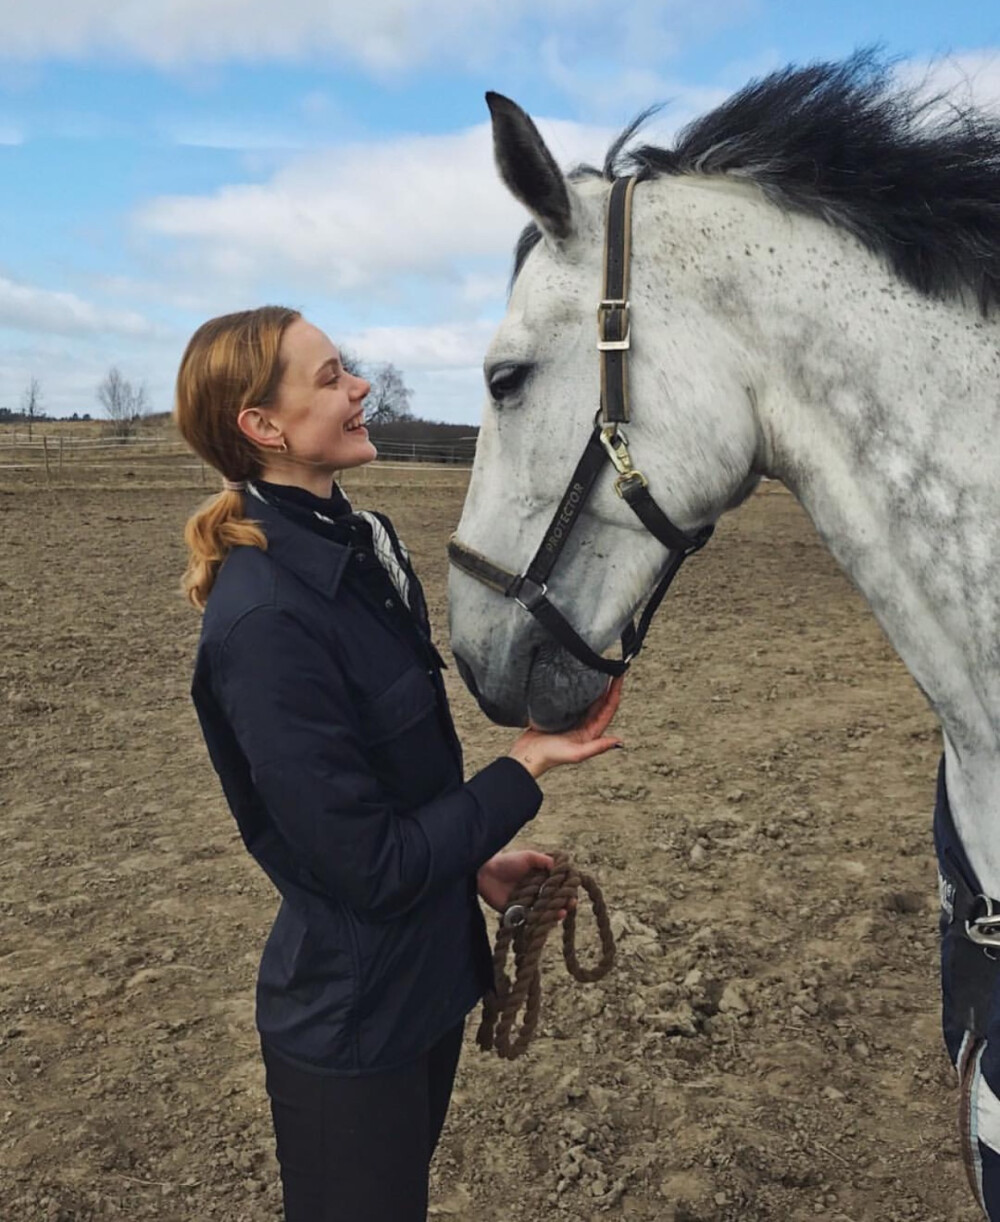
left=175, top=306, right=301, bottom=609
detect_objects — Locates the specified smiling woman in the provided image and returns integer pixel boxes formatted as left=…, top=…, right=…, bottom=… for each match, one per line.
left=174, top=305, right=298, bottom=609
left=175, top=306, right=379, bottom=607
left=171, top=304, right=624, bottom=1221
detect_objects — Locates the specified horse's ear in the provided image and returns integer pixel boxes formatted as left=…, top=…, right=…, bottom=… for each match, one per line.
left=486, top=92, right=574, bottom=242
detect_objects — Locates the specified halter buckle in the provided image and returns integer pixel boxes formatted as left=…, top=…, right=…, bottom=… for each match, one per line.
left=966, top=895, right=1000, bottom=948
left=599, top=427, right=649, bottom=497
left=614, top=471, right=649, bottom=498
left=513, top=577, right=548, bottom=614
left=597, top=299, right=631, bottom=351
left=599, top=426, right=633, bottom=473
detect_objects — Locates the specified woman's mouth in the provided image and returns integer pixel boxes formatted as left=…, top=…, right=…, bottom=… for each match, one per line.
left=344, top=411, right=367, bottom=434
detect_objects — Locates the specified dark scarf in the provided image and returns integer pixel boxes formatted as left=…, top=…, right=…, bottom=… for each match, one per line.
left=253, top=479, right=355, bottom=545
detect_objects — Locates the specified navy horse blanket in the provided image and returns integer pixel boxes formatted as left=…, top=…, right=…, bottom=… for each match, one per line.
left=936, top=757, right=1000, bottom=1217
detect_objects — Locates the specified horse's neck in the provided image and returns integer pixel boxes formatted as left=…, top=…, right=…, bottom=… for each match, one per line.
left=738, top=205, right=1000, bottom=890
left=654, top=178, right=1000, bottom=890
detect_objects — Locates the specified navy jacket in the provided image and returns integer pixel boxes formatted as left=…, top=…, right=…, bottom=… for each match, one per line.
left=191, top=486, right=542, bottom=1073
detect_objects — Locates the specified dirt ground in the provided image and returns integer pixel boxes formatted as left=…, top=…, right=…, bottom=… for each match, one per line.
left=0, top=463, right=980, bottom=1222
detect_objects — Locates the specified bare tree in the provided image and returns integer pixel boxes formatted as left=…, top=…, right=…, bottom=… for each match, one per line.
left=335, top=352, right=414, bottom=425
left=365, top=363, right=413, bottom=425
left=21, top=377, right=42, bottom=441
left=97, top=367, right=149, bottom=440
left=338, top=347, right=365, bottom=378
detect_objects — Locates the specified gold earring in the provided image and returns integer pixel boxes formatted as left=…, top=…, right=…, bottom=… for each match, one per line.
left=277, top=438, right=288, bottom=453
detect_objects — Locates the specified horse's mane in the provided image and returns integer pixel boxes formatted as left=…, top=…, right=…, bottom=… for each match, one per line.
left=515, top=50, right=1000, bottom=314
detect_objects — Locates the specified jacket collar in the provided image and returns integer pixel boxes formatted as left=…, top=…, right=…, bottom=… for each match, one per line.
left=243, top=486, right=351, bottom=597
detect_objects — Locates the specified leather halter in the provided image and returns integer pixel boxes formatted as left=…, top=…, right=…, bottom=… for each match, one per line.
left=448, top=176, right=714, bottom=677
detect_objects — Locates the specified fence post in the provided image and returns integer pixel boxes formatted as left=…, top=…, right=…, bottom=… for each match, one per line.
left=59, top=435, right=64, bottom=473
left=43, top=436, right=51, bottom=484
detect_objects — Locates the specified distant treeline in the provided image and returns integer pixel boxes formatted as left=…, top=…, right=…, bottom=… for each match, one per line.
left=366, top=419, right=479, bottom=464
left=0, top=410, right=481, bottom=464
left=0, top=408, right=93, bottom=423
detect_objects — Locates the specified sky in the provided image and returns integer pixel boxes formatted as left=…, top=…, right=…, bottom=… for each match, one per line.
left=1, top=1, right=998, bottom=424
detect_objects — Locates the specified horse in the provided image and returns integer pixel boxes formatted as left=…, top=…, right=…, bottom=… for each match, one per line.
left=447, top=52, right=1000, bottom=1216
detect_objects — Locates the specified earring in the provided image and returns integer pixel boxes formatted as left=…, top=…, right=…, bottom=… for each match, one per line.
left=277, top=439, right=288, bottom=453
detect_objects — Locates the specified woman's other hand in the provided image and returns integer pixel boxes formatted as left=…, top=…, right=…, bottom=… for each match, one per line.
left=476, top=850, right=574, bottom=920
left=506, top=676, right=623, bottom=780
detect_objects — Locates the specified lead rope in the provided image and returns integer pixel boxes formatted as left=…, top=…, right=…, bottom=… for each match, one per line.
left=476, top=851, right=617, bottom=1060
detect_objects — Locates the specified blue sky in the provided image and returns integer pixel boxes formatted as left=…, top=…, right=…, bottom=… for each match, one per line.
left=1, top=1, right=998, bottom=423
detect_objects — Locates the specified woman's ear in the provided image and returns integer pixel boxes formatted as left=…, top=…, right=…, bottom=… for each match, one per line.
left=237, top=407, right=283, bottom=450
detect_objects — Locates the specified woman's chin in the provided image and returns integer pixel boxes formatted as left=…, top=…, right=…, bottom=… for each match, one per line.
left=338, top=439, right=377, bottom=468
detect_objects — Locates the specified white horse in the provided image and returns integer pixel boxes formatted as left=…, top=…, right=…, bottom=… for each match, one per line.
left=448, top=53, right=1000, bottom=1213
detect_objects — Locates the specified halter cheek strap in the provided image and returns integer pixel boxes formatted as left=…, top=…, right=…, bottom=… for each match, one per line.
left=448, top=175, right=714, bottom=677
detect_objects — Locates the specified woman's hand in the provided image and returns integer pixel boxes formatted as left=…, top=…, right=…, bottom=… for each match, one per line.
left=506, top=676, right=623, bottom=780
left=477, top=850, right=574, bottom=920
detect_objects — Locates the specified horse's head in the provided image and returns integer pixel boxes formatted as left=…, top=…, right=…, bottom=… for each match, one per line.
left=449, top=93, right=762, bottom=730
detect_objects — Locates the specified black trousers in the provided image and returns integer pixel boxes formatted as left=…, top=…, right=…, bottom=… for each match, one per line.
left=262, top=1021, right=465, bottom=1222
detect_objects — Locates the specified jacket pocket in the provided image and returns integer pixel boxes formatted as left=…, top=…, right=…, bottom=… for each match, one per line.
left=356, top=666, right=454, bottom=806
left=357, top=665, right=436, bottom=746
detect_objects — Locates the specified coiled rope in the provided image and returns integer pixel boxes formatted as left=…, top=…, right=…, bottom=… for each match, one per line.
left=476, top=850, right=616, bottom=1060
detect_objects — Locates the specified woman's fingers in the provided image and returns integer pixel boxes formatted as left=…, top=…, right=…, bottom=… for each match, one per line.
left=577, top=676, right=624, bottom=739
left=562, top=735, right=624, bottom=764
left=593, top=676, right=624, bottom=732
left=509, top=676, right=624, bottom=776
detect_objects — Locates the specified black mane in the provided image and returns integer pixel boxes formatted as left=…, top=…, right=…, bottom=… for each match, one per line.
left=514, top=51, right=1000, bottom=313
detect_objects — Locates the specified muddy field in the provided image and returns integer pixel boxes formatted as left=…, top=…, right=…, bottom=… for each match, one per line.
left=0, top=462, right=979, bottom=1221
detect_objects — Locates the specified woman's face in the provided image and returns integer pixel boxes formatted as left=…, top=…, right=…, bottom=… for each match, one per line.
left=263, top=318, right=376, bottom=478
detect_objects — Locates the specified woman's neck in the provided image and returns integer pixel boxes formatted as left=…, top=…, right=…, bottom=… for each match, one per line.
left=257, top=467, right=336, bottom=499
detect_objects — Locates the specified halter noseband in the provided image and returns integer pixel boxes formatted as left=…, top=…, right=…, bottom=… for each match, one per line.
left=448, top=176, right=714, bottom=677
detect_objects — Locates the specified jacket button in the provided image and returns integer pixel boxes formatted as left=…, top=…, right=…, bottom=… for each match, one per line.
left=384, top=597, right=395, bottom=610
left=355, top=551, right=367, bottom=563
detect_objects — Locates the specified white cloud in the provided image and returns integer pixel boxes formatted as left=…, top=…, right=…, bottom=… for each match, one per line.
left=0, top=0, right=753, bottom=75
left=540, top=38, right=732, bottom=136
left=0, top=327, right=180, bottom=417
left=899, top=51, right=1000, bottom=115
left=339, top=321, right=498, bottom=423
left=458, top=272, right=509, bottom=306
left=0, top=275, right=158, bottom=338
left=342, top=320, right=497, bottom=371
left=136, top=117, right=615, bottom=294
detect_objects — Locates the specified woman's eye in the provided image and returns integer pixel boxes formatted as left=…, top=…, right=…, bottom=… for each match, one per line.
left=487, top=362, right=530, bottom=400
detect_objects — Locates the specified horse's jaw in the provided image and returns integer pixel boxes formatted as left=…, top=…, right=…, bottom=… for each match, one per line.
left=526, top=643, right=609, bottom=731
left=451, top=638, right=607, bottom=731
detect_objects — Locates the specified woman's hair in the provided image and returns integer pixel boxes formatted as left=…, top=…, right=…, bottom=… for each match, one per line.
left=175, top=305, right=301, bottom=609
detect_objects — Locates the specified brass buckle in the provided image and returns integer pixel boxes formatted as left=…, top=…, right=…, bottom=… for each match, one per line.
left=614, top=471, right=648, bottom=498
left=599, top=426, right=648, bottom=497
left=597, top=299, right=630, bottom=351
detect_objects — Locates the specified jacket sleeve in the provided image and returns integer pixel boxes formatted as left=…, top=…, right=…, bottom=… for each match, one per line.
left=215, top=604, right=542, bottom=920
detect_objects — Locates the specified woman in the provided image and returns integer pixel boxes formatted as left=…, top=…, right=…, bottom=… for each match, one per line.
left=175, top=306, right=623, bottom=1222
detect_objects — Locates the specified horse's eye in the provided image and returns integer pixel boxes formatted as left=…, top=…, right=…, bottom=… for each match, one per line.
left=487, top=362, right=530, bottom=401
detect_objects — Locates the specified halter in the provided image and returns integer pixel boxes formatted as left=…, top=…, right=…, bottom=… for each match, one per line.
left=448, top=176, right=714, bottom=677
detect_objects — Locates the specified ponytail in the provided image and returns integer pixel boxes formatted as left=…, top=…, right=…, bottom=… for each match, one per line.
left=181, top=489, right=268, bottom=610
left=174, top=306, right=301, bottom=610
